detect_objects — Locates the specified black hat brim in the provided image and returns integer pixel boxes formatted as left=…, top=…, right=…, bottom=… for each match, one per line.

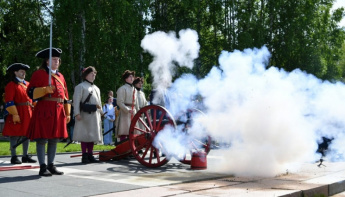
left=7, top=63, right=30, bottom=72
left=36, top=48, right=62, bottom=58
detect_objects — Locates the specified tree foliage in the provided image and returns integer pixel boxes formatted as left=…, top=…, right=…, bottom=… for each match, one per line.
left=0, top=0, right=344, bottom=103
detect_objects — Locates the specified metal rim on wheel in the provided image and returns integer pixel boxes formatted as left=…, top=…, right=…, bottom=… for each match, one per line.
left=129, top=105, right=176, bottom=168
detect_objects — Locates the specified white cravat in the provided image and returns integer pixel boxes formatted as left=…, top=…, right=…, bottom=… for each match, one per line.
left=16, top=77, right=24, bottom=83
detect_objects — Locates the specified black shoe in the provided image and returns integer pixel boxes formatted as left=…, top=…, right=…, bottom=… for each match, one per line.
left=39, top=164, right=52, bottom=177
left=82, top=153, right=90, bottom=163
left=22, top=155, right=37, bottom=163
left=88, top=153, right=99, bottom=163
left=10, top=156, right=22, bottom=164
left=47, top=163, right=64, bottom=175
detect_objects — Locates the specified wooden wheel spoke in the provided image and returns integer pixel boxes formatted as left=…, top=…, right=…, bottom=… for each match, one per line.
left=133, top=126, right=148, bottom=134
left=144, top=111, right=153, bottom=130
left=141, top=145, right=150, bottom=158
left=156, top=111, right=167, bottom=130
left=147, top=145, right=160, bottom=163
left=138, top=117, right=150, bottom=132
left=153, top=109, right=157, bottom=129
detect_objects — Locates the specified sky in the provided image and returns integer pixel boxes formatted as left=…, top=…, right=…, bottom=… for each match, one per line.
left=332, top=0, right=345, bottom=27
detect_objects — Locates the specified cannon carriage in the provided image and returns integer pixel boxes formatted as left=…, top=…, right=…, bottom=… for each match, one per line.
left=99, top=104, right=211, bottom=168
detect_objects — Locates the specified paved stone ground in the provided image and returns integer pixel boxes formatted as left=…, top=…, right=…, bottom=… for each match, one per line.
left=1, top=150, right=345, bottom=197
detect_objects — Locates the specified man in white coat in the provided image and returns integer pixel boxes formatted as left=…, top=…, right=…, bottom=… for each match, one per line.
left=73, top=66, right=103, bottom=163
left=116, top=70, right=136, bottom=142
left=133, top=77, right=147, bottom=131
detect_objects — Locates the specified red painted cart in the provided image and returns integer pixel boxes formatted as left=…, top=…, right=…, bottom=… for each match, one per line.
left=99, top=105, right=211, bottom=168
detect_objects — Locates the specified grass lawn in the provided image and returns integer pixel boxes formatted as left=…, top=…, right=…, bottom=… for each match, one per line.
left=0, top=139, right=115, bottom=156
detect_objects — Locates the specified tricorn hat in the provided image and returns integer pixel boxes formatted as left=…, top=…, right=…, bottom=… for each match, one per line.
left=35, top=48, right=62, bottom=58
left=7, top=63, right=30, bottom=72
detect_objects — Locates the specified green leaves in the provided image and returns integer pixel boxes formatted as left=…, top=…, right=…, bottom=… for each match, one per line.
left=0, top=0, right=345, bottom=104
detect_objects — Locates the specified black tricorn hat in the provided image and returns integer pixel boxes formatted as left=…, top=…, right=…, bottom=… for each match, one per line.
left=35, top=48, right=62, bottom=58
left=7, top=63, right=30, bottom=72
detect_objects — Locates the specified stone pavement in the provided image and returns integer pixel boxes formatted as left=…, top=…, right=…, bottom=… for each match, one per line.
left=1, top=150, right=345, bottom=197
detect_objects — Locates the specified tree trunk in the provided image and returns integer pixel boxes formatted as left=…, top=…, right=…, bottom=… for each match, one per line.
left=79, top=9, right=86, bottom=82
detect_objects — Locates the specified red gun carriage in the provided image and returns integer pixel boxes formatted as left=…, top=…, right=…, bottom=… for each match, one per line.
left=99, top=105, right=211, bottom=168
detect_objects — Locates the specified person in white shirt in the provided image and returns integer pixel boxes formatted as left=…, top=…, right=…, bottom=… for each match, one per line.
left=102, top=96, right=115, bottom=145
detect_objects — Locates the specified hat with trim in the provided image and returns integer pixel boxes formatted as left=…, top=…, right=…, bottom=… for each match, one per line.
left=35, top=48, right=62, bottom=58
left=7, top=63, right=30, bottom=72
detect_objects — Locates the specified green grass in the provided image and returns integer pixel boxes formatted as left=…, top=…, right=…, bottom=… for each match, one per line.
left=0, top=140, right=115, bottom=156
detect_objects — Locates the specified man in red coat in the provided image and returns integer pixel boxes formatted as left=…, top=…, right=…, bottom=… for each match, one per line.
left=26, top=48, right=71, bottom=176
left=3, top=63, right=37, bottom=164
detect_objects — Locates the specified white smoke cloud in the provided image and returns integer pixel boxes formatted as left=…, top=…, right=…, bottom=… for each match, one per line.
left=142, top=29, right=345, bottom=177
left=141, top=28, right=200, bottom=105
left=196, top=48, right=319, bottom=176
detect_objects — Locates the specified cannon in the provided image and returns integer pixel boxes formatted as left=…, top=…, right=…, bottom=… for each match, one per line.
left=99, top=105, right=211, bottom=168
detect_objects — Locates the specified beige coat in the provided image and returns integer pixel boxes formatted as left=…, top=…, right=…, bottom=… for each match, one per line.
left=73, top=81, right=103, bottom=143
left=135, top=89, right=147, bottom=112
left=116, top=83, right=137, bottom=136
left=135, top=89, right=147, bottom=131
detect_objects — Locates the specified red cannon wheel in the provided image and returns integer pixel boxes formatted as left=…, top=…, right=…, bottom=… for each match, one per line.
left=175, top=108, right=211, bottom=165
left=129, top=105, right=176, bottom=168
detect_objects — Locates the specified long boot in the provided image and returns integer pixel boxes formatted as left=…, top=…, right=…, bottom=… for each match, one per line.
left=88, top=153, right=99, bottom=163
left=47, top=163, right=64, bottom=175
left=82, top=153, right=90, bottom=163
left=39, top=164, right=52, bottom=177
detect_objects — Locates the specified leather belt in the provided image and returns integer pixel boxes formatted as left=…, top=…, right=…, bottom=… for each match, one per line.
left=42, top=97, right=64, bottom=103
left=16, top=101, right=32, bottom=106
left=124, top=103, right=132, bottom=107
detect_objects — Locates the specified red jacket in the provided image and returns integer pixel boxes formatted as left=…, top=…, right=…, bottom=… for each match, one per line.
left=3, top=80, right=33, bottom=136
left=26, top=68, right=69, bottom=140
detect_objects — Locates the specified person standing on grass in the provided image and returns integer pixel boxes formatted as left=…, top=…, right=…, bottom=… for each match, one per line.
left=26, top=48, right=71, bottom=176
left=102, top=96, right=115, bottom=145
left=73, top=66, right=103, bottom=164
left=3, top=63, right=37, bottom=165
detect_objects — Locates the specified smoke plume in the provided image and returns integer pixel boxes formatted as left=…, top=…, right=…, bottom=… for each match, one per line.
left=141, top=29, right=345, bottom=177
left=141, top=29, right=200, bottom=105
